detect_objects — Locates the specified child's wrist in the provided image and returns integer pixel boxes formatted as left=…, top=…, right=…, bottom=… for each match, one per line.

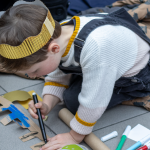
left=70, top=129, right=85, bottom=143
left=43, top=102, right=51, bottom=115
left=43, top=94, right=60, bottom=110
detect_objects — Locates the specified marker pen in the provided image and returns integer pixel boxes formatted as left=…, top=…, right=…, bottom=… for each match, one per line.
left=101, top=131, right=118, bottom=142
left=32, top=93, right=47, bottom=144
left=116, top=125, right=131, bottom=150
left=127, top=134, right=150, bottom=150
left=137, top=140, right=150, bottom=150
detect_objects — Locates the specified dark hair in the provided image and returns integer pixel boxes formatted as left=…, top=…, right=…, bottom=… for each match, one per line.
left=0, top=4, right=61, bottom=72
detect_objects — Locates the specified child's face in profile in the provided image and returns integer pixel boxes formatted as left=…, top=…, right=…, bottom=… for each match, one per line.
left=19, top=50, right=61, bottom=78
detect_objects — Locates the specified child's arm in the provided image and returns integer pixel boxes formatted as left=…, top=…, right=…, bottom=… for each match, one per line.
left=70, top=129, right=85, bottom=143
left=43, top=94, right=60, bottom=111
left=29, top=94, right=86, bottom=150
left=42, top=68, right=72, bottom=104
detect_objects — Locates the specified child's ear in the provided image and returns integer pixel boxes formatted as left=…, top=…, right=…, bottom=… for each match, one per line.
left=47, top=42, right=60, bottom=54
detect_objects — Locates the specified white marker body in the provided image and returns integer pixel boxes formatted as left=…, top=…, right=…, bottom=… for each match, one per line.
left=144, top=140, right=150, bottom=149
left=101, top=131, right=118, bottom=142
left=140, top=134, right=150, bottom=145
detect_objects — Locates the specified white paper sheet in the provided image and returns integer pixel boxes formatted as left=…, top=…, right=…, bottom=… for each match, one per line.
left=128, top=124, right=150, bottom=142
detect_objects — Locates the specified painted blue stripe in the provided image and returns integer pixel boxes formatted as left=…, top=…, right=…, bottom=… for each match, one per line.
left=2, top=104, right=30, bottom=128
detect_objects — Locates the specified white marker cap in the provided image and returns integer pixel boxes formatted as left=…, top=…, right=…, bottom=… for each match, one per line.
left=122, top=125, right=131, bottom=137
left=32, top=92, right=36, bottom=95
left=101, top=131, right=118, bottom=142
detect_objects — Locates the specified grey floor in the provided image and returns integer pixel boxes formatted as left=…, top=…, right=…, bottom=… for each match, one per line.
left=0, top=73, right=150, bottom=150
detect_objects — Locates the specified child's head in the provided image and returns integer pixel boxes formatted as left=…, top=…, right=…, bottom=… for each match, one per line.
left=0, top=3, right=61, bottom=73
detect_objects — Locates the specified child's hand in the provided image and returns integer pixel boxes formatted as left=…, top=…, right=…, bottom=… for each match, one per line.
left=41, top=130, right=85, bottom=150
left=28, top=100, right=49, bottom=119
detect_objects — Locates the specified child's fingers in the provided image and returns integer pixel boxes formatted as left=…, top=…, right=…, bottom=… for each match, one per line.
left=28, top=100, right=37, bottom=113
left=28, top=107, right=38, bottom=119
left=42, top=139, right=60, bottom=150
left=42, top=115, right=45, bottom=119
left=28, top=100, right=38, bottom=119
left=35, top=101, right=43, bottom=109
left=47, top=136, right=57, bottom=142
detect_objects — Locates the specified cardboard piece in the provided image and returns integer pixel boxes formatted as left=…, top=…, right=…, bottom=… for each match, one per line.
left=3, top=90, right=32, bottom=102
left=20, top=90, right=43, bottom=109
left=2, top=90, right=43, bottom=109
left=58, top=108, right=110, bottom=150
left=0, top=95, right=29, bottom=128
left=0, top=96, right=50, bottom=150
left=30, top=142, right=45, bottom=150
left=0, top=104, right=30, bottom=128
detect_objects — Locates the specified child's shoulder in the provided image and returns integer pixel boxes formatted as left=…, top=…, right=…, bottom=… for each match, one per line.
left=60, top=15, right=104, bottom=26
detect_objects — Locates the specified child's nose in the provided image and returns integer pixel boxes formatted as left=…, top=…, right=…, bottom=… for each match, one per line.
left=28, top=73, right=36, bottom=78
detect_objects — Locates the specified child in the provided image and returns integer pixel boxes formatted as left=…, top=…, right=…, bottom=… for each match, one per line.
left=0, top=0, right=150, bottom=150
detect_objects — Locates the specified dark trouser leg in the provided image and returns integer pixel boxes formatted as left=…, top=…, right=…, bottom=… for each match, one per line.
left=107, top=91, right=133, bottom=109
left=63, top=75, right=129, bottom=115
left=63, top=75, right=82, bottom=115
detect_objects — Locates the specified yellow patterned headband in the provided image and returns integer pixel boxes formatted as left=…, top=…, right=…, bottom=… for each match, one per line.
left=0, top=3, right=55, bottom=59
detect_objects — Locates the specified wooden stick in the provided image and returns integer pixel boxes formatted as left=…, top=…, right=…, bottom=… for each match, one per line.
left=58, top=108, right=110, bottom=150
